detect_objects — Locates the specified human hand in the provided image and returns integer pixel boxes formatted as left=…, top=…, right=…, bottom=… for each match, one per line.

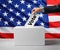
left=32, top=8, right=42, bottom=14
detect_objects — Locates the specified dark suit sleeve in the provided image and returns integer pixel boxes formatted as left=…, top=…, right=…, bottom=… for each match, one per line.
left=43, top=4, right=60, bottom=14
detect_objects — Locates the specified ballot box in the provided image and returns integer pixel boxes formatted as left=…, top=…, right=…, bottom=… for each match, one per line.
left=14, top=26, right=45, bottom=46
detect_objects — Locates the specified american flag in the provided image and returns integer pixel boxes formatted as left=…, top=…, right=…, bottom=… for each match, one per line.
left=0, top=0, right=60, bottom=39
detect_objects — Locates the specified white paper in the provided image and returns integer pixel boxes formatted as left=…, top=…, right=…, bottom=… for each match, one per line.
left=25, top=13, right=39, bottom=26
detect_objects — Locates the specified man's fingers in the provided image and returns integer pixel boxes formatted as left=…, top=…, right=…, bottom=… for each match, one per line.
left=32, top=11, right=35, bottom=14
left=32, top=8, right=36, bottom=14
left=32, top=8, right=36, bottom=11
left=32, top=10, right=35, bottom=13
left=32, top=8, right=35, bottom=12
left=32, top=10, right=36, bottom=14
left=32, top=7, right=41, bottom=14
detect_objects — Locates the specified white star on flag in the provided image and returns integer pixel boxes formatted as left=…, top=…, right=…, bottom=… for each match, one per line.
left=4, top=21, right=8, bottom=25
left=28, top=12, right=31, bottom=16
left=20, top=0, right=25, bottom=4
left=0, top=9, right=1, bottom=11
left=33, top=0, right=37, bottom=4
left=0, top=18, right=2, bottom=21
left=39, top=13, right=43, bottom=17
left=2, top=4, right=7, bottom=7
left=15, top=12, right=20, bottom=16
left=3, top=12, right=8, bottom=16
left=40, top=22, right=44, bottom=26
left=17, top=20, right=21, bottom=25
left=39, top=4, right=44, bottom=9
left=21, top=8, right=25, bottom=12
left=8, top=0, right=12, bottom=4
left=27, top=4, right=31, bottom=8
left=9, top=8, right=13, bottom=12
left=14, top=4, right=19, bottom=8
left=22, top=17, right=26, bottom=21
left=9, top=17, right=14, bottom=21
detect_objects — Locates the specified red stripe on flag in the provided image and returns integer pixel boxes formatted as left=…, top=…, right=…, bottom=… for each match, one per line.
left=0, top=33, right=60, bottom=39
left=49, top=22, right=60, bottom=28
left=45, top=33, right=60, bottom=39
left=0, top=33, right=14, bottom=39
left=46, top=0, right=60, bottom=5
left=48, top=12, right=60, bottom=16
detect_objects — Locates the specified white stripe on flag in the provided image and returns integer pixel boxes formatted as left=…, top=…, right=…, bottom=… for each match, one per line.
left=45, top=28, right=60, bottom=33
left=49, top=16, right=60, bottom=22
left=0, top=27, right=14, bottom=33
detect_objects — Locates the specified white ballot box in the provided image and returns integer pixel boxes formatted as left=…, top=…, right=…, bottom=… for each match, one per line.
left=14, top=26, right=45, bottom=46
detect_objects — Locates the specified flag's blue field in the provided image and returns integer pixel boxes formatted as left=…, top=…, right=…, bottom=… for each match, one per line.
left=0, top=0, right=49, bottom=28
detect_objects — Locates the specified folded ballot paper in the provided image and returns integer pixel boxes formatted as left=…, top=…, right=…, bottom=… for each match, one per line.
left=25, top=13, right=39, bottom=27
left=14, top=13, right=45, bottom=46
